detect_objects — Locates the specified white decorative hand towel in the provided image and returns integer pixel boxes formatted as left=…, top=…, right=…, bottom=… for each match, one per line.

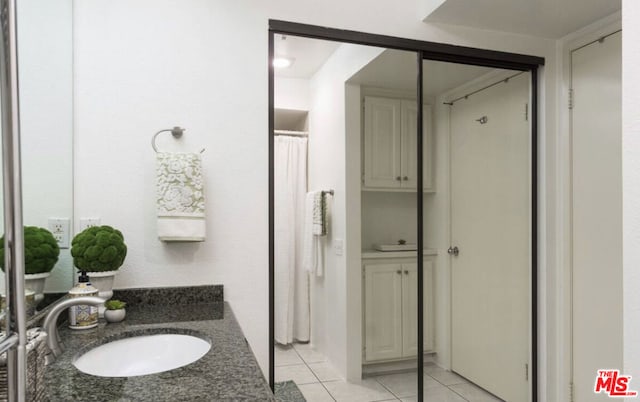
left=303, top=190, right=327, bottom=276
left=312, top=191, right=327, bottom=236
left=156, top=152, right=206, bottom=241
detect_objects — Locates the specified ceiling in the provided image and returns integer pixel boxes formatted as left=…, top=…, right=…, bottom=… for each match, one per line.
left=274, top=34, right=340, bottom=78
left=348, top=49, right=496, bottom=99
left=423, top=0, right=620, bottom=38
left=274, top=0, right=621, bottom=80
left=273, top=35, right=498, bottom=100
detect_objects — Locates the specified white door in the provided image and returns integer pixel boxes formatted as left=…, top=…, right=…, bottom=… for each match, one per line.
left=401, top=101, right=433, bottom=191
left=364, top=264, right=403, bottom=361
left=450, top=72, right=530, bottom=402
left=363, top=97, right=402, bottom=188
left=402, top=261, right=434, bottom=357
left=571, top=31, right=622, bottom=402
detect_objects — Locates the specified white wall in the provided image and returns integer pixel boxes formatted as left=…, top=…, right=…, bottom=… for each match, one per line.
left=73, top=0, right=559, bottom=383
left=361, top=192, right=418, bottom=249
left=307, top=44, right=383, bottom=380
left=623, top=0, right=640, bottom=379
left=274, top=77, right=309, bottom=111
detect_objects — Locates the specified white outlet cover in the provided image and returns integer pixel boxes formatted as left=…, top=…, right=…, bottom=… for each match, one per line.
left=79, top=218, right=101, bottom=232
left=48, top=218, right=70, bottom=249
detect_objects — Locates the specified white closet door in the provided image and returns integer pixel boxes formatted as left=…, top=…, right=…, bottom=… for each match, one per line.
left=363, top=97, right=402, bottom=188
left=364, top=264, right=403, bottom=361
left=401, top=101, right=432, bottom=190
left=571, top=31, right=622, bottom=402
left=402, top=261, right=434, bottom=357
left=450, top=72, right=530, bottom=402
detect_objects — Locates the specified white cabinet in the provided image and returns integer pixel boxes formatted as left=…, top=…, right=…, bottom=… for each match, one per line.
left=363, top=264, right=404, bottom=361
left=363, top=259, right=434, bottom=363
left=363, top=96, right=433, bottom=192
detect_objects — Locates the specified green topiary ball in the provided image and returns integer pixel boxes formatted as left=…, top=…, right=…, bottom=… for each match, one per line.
left=0, top=226, right=60, bottom=274
left=71, top=225, right=127, bottom=272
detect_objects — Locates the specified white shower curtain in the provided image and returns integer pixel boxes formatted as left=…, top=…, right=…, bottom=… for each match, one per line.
left=274, top=136, right=310, bottom=344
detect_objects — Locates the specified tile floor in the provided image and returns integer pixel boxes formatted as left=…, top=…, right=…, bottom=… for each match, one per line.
left=275, top=343, right=503, bottom=402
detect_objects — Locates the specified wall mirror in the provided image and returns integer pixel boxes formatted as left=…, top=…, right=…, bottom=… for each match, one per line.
left=0, top=0, right=74, bottom=317
left=269, top=21, right=541, bottom=402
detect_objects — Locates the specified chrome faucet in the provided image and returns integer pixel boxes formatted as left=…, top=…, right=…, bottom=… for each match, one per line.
left=42, top=296, right=104, bottom=364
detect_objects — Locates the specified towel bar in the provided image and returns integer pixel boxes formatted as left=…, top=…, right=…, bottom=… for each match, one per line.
left=152, top=126, right=205, bottom=153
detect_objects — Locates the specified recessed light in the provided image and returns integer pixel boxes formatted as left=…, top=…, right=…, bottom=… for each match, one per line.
left=273, top=57, right=294, bottom=68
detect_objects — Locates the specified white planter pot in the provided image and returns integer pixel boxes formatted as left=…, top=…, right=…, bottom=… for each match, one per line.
left=25, top=272, right=50, bottom=304
left=104, top=308, right=126, bottom=323
left=86, top=270, right=118, bottom=317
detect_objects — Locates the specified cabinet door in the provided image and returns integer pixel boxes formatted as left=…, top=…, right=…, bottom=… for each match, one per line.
left=364, top=263, right=403, bottom=361
left=401, top=260, right=435, bottom=357
left=400, top=101, right=433, bottom=191
left=363, top=97, right=402, bottom=188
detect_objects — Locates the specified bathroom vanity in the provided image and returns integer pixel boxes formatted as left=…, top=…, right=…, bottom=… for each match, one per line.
left=362, top=250, right=436, bottom=364
left=43, top=286, right=274, bottom=401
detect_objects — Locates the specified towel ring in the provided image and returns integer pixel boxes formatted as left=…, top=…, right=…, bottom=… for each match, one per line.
left=152, top=126, right=205, bottom=153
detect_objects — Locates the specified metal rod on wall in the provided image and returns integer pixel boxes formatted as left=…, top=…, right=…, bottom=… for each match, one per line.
left=443, top=71, right=525, bottom=106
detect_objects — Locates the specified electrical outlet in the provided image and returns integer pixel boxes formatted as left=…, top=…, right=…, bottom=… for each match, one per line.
left=48, top=218, right=70, bottom=249
left=79, top=218, right=101, bottom=232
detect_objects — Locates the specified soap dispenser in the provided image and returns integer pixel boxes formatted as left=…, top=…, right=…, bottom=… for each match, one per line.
left=68, top=271, right=99, bottom=329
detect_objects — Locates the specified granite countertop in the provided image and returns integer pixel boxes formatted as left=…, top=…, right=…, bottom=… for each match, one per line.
left=43, top=287, right=274, bottom=401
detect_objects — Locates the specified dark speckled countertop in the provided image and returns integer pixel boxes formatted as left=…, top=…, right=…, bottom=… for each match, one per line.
left=43, top=286, right=274, bottom=401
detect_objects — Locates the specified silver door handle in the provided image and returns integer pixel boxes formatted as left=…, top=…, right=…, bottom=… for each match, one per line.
left=447, top=246, right=459, bottom=256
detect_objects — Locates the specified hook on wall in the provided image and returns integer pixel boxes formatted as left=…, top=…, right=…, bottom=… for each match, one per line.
left=476, top=116, right=488, bottom=124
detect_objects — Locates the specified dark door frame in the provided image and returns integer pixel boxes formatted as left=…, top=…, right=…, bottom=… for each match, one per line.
left=268, top=19, right=543, bottom=401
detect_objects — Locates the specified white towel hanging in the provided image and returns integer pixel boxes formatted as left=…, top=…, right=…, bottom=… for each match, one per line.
left=156, top=152, right=206, bottom=241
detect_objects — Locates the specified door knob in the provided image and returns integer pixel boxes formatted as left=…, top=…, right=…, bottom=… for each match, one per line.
left=447, top=246, right=459, bottom=256
left=404, top=270, right=409, bottom=275
left=396, top=176, right=401, bottom=181
left=403, top=176, right=408, bottom=181
left=396, top=270, right=402, bottom=275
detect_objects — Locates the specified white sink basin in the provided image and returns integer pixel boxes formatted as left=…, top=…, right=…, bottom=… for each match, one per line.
left=73, top=333, right=211, bottom=377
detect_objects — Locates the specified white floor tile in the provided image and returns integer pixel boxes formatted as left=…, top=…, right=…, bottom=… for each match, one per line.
left=424, top=366, right=468, bottom=386
left=297, top=383, right=336, bottom=402
left=375, top=372, right=418, bottom=398
left=375, top=372, right=444, bottom=398
left=308, top=361, right=342, bottom=382
left=398, top=385, right=468, bottom=402
left=323, top=379, right=396, bottom=402
left=293, top=343, right=327, bottom=363
left=449, top=382, right=503, bottom=401
left=275, top=363, right=319, bottom=385
left=424, top=385, right=468, bottom=402
left=275, top=345, right=304, bottom=366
